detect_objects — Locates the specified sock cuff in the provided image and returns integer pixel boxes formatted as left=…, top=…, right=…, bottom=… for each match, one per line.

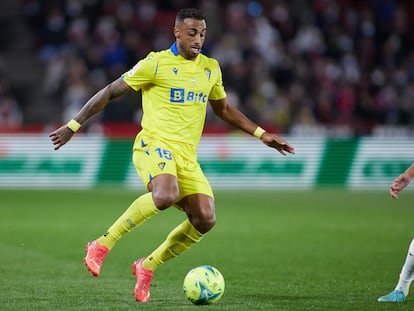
left=185, top=219, right=204, bottom=242
left=138, top=192, right=160, bottom=219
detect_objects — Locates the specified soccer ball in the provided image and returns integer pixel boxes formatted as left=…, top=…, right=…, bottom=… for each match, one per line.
left=183, top=265, right=225, bottom=305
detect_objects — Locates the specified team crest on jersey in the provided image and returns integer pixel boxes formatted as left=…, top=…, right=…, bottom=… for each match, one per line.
left=205, top=68, right=211, bottom=80
left=158, top=162, right=166, bottom=170
left=173, top=67, right=178, bottom=75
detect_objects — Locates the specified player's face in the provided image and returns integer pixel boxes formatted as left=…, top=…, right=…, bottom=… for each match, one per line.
left=174, top=18, right=207, bottom=60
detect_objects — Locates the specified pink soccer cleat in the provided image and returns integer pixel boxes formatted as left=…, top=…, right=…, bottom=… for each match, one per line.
left=131, top=258, right=153, bottom=302
left=83, top=240, right=109, bottom=277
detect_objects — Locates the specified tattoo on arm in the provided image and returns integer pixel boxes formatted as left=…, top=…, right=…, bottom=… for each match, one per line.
left=75, top=78, right=131, bottom=123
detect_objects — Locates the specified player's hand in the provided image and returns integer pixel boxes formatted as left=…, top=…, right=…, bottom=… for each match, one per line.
left=389, top=173, right=412, bottom=199
left=49, top=125, right=75, bottom=150
left=260, top=132, right=295, bottom=156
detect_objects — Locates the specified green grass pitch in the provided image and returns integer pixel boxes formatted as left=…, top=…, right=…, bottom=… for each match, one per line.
left=1, top=189, right=414, bottom=311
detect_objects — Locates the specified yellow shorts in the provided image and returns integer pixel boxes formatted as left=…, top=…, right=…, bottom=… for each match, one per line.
left=132, top=130, right=214, bottom=202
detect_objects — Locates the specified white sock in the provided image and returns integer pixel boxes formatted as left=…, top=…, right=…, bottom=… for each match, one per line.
left=395, top=238, right=414, bottom=296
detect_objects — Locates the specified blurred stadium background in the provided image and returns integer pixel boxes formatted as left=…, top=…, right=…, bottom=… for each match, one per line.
left=2, top=2, right=414, bottom=310
left=0, top=0, right=413, bottom=189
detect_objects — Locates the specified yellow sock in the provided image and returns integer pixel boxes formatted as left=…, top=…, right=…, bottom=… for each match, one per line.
left=97, top=192, right=159, bottom=250
left=142, top=219, right=203, bottom=271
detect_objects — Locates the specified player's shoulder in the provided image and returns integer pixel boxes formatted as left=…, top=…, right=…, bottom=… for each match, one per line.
left=142, top=48, right=180, bottom=68
left=149, top=47, right=179, bottom=59
left=199, top=53, right=220, bottom=67
left=137, top=49, right=172, bottom=69
left=141, top=50, right=162, bottom=62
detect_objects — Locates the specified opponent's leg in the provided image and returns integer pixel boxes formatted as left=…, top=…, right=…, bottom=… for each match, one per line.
left=378, top=238, right=414, bottom=302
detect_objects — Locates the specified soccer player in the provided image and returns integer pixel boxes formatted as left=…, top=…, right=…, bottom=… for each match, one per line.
left=378, top=163, right=414, bottom=302
left=49, top=8, right=295, bottom=302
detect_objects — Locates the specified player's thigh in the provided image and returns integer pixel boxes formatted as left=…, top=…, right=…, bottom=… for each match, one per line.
left=132, top=133, right=178, bottom=188
left=177, top=158, right=214, bottom=200
left=150, top=174, right=180, bottom=208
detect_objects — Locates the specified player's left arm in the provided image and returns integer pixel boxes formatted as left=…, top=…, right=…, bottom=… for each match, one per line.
left=209, top=98, right=295, bottom=156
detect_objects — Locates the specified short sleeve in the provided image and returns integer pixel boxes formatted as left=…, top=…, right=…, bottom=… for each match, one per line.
left=208, top=61, right=227, bottom=101
left=122, top=52, right=158, bottom=91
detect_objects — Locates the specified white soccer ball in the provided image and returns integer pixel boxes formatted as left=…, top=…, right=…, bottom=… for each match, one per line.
left=183, top=265, right=225, bottom=305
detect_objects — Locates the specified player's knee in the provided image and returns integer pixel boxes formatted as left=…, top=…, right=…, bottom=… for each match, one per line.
left=152, top=191, right=178, bottom=210
left=192, top=214, right=216, bottom=234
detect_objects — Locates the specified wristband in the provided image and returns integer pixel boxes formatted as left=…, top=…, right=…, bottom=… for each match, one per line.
left=253, top=126, right=266, bottom=139
left=67, top=119, right=81, bottom=132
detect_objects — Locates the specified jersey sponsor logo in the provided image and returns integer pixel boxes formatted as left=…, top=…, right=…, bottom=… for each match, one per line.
left=170, top=88, right=185, bottom=103
left=170, top=88, right=207, bottom=104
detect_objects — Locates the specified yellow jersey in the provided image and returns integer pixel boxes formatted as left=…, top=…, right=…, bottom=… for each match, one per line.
left=122, top=43, right=227, bottom=147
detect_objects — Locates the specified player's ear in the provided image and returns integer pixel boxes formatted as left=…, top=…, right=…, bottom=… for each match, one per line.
left=173, top=26, right=180, bottom=39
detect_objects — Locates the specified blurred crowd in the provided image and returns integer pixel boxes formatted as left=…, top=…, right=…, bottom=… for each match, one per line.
left=0, top=67, right=23, bottom=128
left=11, top=0, right=414, bottom=134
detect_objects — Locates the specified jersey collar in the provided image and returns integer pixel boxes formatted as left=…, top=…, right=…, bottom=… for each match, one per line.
left=170, top=42, right=202, bottom=63
left=170, top=42, right=180, bottom=55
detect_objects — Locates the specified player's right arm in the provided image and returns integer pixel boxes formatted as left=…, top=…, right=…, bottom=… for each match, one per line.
left=390, top=163, right=414, bottom=199
left=49, top=77, right=132, bottom=150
